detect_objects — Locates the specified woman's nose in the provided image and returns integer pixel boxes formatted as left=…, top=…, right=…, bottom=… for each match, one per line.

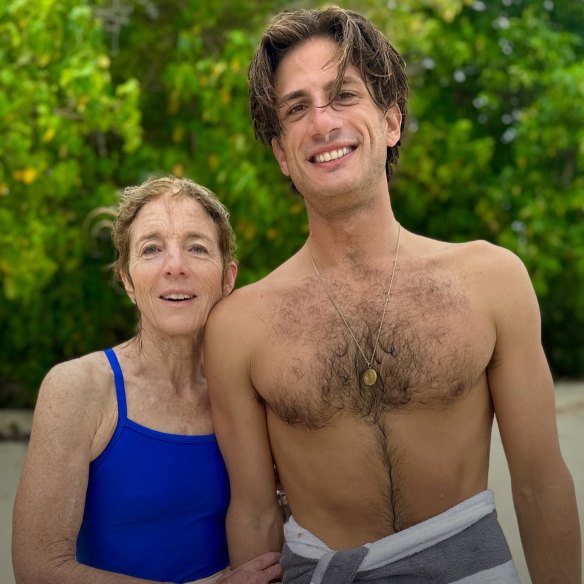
left=164, top=248, right=187, bottom=276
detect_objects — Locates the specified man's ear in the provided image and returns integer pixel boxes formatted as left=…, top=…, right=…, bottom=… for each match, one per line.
left=385, top=104, right=402, bottom=148
left=222, top=261, right=238, bottom=296
left=121, top=271, right=136, bottom=304
left=271, top=137, right=290, bottom=177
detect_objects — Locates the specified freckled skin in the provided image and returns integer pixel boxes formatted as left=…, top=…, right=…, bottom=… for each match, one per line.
left=10, top=190, right=287, bottom=584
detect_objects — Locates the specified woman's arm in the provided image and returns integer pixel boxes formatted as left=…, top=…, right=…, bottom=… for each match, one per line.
left=12, top=356, right=165, bottom=584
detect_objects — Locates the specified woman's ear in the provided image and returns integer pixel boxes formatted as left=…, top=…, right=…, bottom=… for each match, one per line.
left=222, top=261, right=238, bottom=296
left=121, top=271, right=136, bottom=304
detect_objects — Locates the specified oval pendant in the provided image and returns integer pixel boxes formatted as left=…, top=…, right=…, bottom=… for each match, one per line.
left=362, top=368, right=377, bottom=386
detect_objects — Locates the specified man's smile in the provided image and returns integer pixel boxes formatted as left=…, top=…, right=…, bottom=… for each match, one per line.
left=311, top=146, right=355, bottom=164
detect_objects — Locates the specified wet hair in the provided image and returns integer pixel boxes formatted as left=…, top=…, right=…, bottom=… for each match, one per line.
left=111, top=176, right=236, bottom=285
left=248, top=6, right=409, bottom=181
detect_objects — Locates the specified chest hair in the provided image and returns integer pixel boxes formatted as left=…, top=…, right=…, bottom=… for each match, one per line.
left=264, top=266, right=486, bottom=429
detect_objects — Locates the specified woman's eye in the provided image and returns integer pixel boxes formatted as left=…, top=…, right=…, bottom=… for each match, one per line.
left=142, top=245, right=159, bottom=256
left=190, top=245, right=209, bottom=254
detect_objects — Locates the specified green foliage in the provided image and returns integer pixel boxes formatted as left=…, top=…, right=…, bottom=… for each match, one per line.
left=1, top=0, right=583, bottom=405
left=0, top=0, right=140, bottom=402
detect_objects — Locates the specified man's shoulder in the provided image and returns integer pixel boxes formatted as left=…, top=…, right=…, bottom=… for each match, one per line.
left=416, top=235, right=526, bottom=275
left=214, top=276, right=278, bottom=313
left=447, top=239, right=527, bottom=276
left=422, top=237, right=533, bottom=307
left=215, top=256, right=304, bottom=311
left=408, top=233, right=531, bottom=297
left=207, top=256, right=308, bottom=347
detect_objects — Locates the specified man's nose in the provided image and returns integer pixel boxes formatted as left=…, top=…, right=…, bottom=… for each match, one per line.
left=308, top=102, right=342, bottom=141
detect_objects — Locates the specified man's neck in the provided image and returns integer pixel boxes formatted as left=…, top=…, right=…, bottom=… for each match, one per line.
left=305, top=190, right=399, bottom=270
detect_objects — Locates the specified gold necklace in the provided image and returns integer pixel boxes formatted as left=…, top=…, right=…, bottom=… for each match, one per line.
left=307, top=223, right=401, bottom=387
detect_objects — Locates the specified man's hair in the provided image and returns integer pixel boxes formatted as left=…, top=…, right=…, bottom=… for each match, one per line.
left=248, top=6, right=409, bottom=180
left=111, top=176, right=236, bottom=285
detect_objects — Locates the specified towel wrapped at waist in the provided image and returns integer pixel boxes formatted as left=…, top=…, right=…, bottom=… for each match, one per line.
left=282, top=489, right=519, bottom=584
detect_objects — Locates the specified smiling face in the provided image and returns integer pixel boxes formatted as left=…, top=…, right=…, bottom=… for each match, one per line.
left=121, top=193, right=237, bottom=341
left=271, top=36, right=401, bottom=207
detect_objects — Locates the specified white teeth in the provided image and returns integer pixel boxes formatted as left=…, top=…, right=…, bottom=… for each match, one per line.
left=163, top=294, right=193, bottom=301
left=314, top=147, right=352, bottom=163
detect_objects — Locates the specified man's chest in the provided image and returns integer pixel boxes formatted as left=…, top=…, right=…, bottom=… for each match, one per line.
left=252, top=269, right=495, bottom=428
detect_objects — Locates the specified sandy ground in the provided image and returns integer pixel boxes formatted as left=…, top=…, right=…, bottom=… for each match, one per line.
left=1, top=382, right=583, bottom=583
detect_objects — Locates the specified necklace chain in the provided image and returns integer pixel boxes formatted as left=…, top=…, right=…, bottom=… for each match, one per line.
left=307, top=223, right=401, bottom=386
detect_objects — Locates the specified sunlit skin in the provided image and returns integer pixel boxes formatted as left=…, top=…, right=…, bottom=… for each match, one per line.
left=205, top=33, right=580, bottom=583
left=122, top=194, right=235, bottom=346
left=11, top=185, right=287, bottom=582
left=271, top=36, right=401, bottom=218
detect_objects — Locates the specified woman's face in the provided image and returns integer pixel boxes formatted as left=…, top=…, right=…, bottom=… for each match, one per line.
left=122, top=193, right=236, bottom=341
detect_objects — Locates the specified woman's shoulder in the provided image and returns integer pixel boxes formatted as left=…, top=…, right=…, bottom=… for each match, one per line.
left=38, top=350, right=116, bottom=416
left=44, top=349, right=111, bottom=386
left=24, top=350, right=119, bottom=459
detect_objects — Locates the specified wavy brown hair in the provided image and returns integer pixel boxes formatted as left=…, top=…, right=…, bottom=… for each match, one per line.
left=248, top=6, right=409, bottom=180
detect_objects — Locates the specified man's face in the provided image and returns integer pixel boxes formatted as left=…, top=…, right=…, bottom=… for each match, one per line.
left=271, top=36, right=401, bottom=205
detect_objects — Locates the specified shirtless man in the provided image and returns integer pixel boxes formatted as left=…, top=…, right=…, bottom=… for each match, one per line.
left=204, top=7, right=580, bottom=583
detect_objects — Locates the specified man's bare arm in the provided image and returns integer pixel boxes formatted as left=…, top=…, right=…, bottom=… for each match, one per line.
left=205, top=293, right=284, bottom=567
left=485, top=246, right=581, bottom=583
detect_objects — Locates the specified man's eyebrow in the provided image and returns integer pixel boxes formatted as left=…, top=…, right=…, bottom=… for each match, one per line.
left=277, top=89, right=308, bottom=106
left=327, top=75, right=361, bottom=91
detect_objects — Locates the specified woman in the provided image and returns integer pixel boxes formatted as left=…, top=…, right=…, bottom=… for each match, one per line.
left=12, top=177, right=281, bottom=583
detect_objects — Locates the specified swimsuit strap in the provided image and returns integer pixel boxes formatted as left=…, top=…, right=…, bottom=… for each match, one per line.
left=104, top=348, right=128, bottom=423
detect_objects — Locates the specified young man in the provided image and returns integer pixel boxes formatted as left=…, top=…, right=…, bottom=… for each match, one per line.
left=205, top=7, right=580, bottom=583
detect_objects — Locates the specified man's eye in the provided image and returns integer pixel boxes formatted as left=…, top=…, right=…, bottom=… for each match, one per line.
left=287, top=103, right=307, bottom=116
left=336, top=92, right=356, bottom=102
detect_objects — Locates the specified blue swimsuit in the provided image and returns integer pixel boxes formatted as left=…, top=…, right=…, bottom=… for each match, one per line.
left=76, top=348, right=230, bottom=582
